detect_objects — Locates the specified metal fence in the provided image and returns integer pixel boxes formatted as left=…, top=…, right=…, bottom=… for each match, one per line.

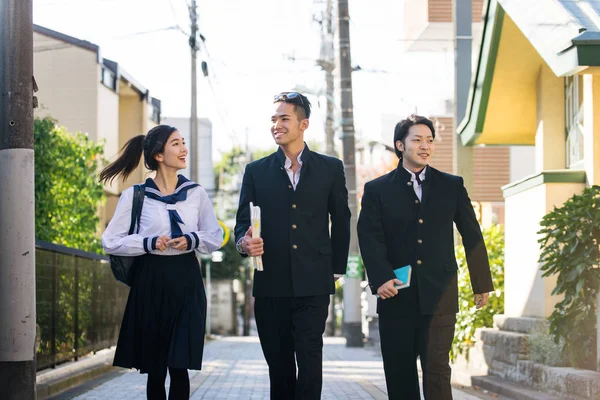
left=36, top=240, right=128, bottom=371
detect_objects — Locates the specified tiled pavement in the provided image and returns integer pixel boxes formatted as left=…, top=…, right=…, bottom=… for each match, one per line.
left=70, top=336, right=485, bottom=400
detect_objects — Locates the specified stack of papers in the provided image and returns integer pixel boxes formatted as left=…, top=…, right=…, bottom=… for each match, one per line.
left=249, top=202, right=264, bottom=271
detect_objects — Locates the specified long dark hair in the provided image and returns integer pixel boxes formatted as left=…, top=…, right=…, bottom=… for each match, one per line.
left=99, top=125, right=178, bottom=184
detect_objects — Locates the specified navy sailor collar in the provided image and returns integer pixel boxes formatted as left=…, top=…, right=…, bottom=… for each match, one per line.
left=144, top=174, right=198, bottom=198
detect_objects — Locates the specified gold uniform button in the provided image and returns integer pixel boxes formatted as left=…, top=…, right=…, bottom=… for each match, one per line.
left=292, top=224, right=297, bottom=230
left=418, top=219, right=424, bottom=224
left=288, top=185, right=292, bottom=189
left=292, top=244, right=298, bottom=250
left=417, top=239, right=423, bottom=244
left=415, top=200, right=420, bottom=204
left=417, top=260, right=422, bottom=265
left=292, top=204, right=297, bottom=209
left=407, top=182, right=413, bottom=186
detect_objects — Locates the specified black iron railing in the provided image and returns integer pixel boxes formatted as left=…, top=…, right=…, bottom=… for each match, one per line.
left=35, top=241, right=128, bottom=370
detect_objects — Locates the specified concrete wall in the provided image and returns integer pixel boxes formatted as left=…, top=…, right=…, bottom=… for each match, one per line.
left=509, top=146, right=536, bottom=182
left=33, top=32, right=99, bottom=140
left=504, top=181, right=584, bottom=317
left=209, top=280, right=236, bottom=335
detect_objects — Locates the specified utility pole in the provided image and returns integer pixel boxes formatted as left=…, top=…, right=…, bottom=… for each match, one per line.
left=453, top=0, right=473, bottom=192
left=0, top=0, right=37, bottom=398
left=315, top=0, right=338, bottom=337
left=338, top=0, right=362, bottom=347
left=189, top=0, right=198, bottom=182
left=316, top=0, right=336, bottom=157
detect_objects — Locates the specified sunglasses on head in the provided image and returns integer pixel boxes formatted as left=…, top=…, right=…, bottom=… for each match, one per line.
left=273, top=92, right=305, bottom=105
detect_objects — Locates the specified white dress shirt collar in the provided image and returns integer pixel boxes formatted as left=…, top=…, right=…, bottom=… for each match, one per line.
left=284, top=148, right=305, bottom=169
left=403, top=165, right=427, bottom=184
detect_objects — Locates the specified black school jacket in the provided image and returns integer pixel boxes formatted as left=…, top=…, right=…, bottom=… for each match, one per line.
left=235, top=145, right=351, bottom=297
left=357, top=165, right=494, bottom=316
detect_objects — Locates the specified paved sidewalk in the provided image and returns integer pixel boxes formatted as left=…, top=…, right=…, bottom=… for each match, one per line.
left=67, top=336, right=486, bottom=400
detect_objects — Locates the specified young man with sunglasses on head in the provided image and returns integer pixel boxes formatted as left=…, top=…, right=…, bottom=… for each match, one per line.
left=234, top=92, right=351, bottom=400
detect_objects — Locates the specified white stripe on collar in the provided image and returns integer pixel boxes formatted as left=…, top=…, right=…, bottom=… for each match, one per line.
left=145, top=187, right=163, bottom=197
left=175, top=181, right=197, bottom=193
left=145, top=181, right=197, bottom=198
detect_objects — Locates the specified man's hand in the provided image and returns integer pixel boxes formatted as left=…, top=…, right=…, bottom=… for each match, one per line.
left=474, top=292, right=489, bottom=309
left=241, top=226, right=264, bottom=256
left=377, top=278, right=403, bottom=299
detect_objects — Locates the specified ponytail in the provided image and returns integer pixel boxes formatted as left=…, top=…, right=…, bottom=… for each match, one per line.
left=99, top=135, right=145, bottom=184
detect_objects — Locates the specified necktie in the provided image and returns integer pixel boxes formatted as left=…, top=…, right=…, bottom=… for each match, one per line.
left=144, top=176, right=199, bottom=238
left=415, top=169, right=425, bottom=185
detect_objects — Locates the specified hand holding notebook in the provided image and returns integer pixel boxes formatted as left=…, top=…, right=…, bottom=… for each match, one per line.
left=375, top=265, right=412, bottom=298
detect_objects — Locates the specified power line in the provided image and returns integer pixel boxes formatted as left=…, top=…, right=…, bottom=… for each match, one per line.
left=111, top=25, right=180, bottom=39
left=168, top=0, right=191, bottom=36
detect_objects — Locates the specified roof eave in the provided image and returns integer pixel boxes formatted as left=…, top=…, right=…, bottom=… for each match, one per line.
left=457, top=0, right=504, bottom=146
left=573, top=31, right=600, bottom=67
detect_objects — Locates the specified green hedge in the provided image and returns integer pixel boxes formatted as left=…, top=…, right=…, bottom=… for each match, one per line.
left=451, top=224, right=504, bottom=361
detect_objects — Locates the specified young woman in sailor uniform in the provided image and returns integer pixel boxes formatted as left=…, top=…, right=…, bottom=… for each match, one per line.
left=100, top=125, right=222, bottom=400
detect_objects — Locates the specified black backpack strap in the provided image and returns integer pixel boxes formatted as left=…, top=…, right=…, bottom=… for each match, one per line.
left=127, top=184, right=146, bottom=235
left=135, top=184, right=146, bottom=234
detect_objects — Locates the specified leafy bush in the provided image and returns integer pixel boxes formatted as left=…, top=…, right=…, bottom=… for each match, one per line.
left=538, top=185, right=600, bottom=370
left=451, top=224, right=504, bottom=361
left=34, top=117, right=105, bottom=253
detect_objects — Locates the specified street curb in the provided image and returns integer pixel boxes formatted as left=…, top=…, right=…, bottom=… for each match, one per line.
left=38, top=364, right=117, bottom=399
left=36, top=348, right=117, bottom=400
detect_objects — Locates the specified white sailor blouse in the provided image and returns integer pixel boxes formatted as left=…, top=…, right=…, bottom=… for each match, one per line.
left=102, top=175, right=223, bottom=257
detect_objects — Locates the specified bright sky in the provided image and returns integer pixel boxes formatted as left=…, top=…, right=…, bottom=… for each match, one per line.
left=33, top=0, right=454, bottom=159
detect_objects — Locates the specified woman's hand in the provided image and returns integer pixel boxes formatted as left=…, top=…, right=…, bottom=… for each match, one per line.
left=167, top=237, right=188, bottom=251
left=155, top=235, right=171, bottom=251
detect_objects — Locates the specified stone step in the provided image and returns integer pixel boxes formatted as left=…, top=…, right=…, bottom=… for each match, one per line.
left=514, top=361, right=600, bottom=399
left=494, top=315, right=548, bottom=334
left=472, top=375, right=583, bottom=400
left=476, top=328, right=530, bottom=365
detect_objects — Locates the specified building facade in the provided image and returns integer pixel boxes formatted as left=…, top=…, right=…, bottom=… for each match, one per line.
left=33, top=25, right=162, bottom=229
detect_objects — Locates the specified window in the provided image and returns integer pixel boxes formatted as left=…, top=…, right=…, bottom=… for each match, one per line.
left=149, top=103, right=161, bottom=124
left=101, top=68, right=116, bottom=91
left=565, top=75, right=584, bottom=169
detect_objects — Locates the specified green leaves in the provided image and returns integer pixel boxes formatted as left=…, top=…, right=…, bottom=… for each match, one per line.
left=451, top=224, right=505, bottom=361
left=537, top=185, right=600, bottom=370
left=34, top=117, right=106, bottom=253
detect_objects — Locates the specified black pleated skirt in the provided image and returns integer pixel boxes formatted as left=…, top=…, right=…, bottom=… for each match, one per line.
left=113, top=252, right=206, bottom=374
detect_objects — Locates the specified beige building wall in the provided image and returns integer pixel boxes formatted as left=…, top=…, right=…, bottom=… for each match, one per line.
left=503, top=64, right=595, bottom=319
left=504, top=181, right=584, bottom=317
left=97, top=84, right=120, bottom=194
left=118, top=94, right=147, bottom=192
left=33, top=32, right=99, bottom=139
left=535, top=64, right=566, bottom=173
left=583, top=74, right=600, bottom=185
